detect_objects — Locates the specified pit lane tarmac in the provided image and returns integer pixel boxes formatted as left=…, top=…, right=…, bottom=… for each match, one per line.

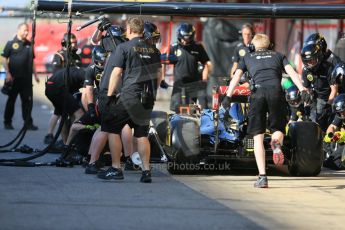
left=0, top=79, right=344, bottom=230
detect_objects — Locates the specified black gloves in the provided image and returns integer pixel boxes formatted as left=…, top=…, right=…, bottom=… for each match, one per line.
left=160, top=79, right=170, bottom=89
left=221, top=96, right=232, bottom=110
left=301, top=90, right=312, bottom=104
left=97, top=18, right=111, bottom=32
left=106, top=95, right=118, bottom=107
left=87, top=103, right=97, bottom=118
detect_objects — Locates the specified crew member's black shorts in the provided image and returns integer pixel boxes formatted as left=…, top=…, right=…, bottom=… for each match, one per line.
left=247, top=87, right=288, bottom=135
left=101, top=100, right=152, bottom=137
left=45, top=84, right=80, bottom=116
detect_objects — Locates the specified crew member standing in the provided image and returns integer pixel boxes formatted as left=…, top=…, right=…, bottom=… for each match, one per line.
left=162, top=23, right=211, bottom=113
left=230, top=23, right=254, bottom=78
left=97, top=17, right=162, bottom=183
left=1, top=23, right=40, bottom=130
left=223, top=34, right=310, bottom=188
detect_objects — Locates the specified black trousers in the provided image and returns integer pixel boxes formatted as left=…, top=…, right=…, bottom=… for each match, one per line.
left=309, top=98, right=333, bottom=132
left=4, top=78, right=33, bottom=125
left=170, top=80, right=207, bottom=113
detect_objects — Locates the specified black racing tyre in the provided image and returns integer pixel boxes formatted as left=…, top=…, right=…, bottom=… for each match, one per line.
left=287, top=121, right=323, bottom=176
left=167, top=118, right=200, bottom=174
left=151, top=111, right=169, bottom=144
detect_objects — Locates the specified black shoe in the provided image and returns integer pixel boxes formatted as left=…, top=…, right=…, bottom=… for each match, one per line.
left=4, top=123, right=14, bottom=130
left=55, top=157, right=74, bottom=167
left=27, top=124, right=38, bottom=131
left=65, top=153, right=83, bottom=165
left=124, top=157, right=140, bottom=171
left=254, top=175, right=268, bottom=188
left=97, top=167, right=124, bottom=180
left=140, top=170, right=152, bottom=183
left=44, top=134, right=54, bottom=144
left=85, top=162, right=100, bottom=174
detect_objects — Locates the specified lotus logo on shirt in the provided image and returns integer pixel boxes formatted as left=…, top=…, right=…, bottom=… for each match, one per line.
left=96, top=73, right=102, bottom=81
left=12, top=43, right=19, bottom=49
left=239, top=49, right=246, bottom=57
left=307, top=74, right=314, bottom=82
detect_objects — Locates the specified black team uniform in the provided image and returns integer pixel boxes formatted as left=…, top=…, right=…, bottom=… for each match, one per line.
left=76, top=64, right=103, bottom=125
left=238, top=49, right=289, bottom=136
left=102, top=37, right=161, bottom=135
left=98, top=37, right=161, bottom=182
left=51, top=48, right=81, bottom=73
left=169, top=41, right=210, bottom=112
left=45, top=67, right=85, bottom=117
left=2, top=35, right=37, bottom=129
left=232, top=42, right=250, bottom=68
left=301, top=63, right=335, bottom=131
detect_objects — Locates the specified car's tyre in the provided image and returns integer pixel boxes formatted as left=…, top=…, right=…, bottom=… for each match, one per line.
left=168, top=117, right=200, bottom=174
left=287, top=121, right=323, bottom=176
left=151, top=111, right=169, bottom=144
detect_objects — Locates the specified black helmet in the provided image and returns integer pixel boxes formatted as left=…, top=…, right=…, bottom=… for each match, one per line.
left=61, top=33, right=77, bottom=48
left=285, top=86, right=302, bottom=108
left=108, top=25, right=126, bottom=42
left=143, top=22, right=161, bottom=44
left=301, top=43, right=323, bottom=72
left=101, top=25, right=126, bottom=52
left=333, top=94, right=345, bottom=119
left=331, top=63, right=345, bottom=85
left=304, top=33, right=327, bottom=54
left=92, top=46, right=107, bottom=69
left=177, top=23, right=195, bottom=44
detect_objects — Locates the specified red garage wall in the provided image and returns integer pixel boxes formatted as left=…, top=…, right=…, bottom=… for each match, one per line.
left=32, top=21, right=97, bottom=73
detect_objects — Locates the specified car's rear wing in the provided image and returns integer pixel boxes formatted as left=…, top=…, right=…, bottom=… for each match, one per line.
left=218, top=86, right=250, bottom=103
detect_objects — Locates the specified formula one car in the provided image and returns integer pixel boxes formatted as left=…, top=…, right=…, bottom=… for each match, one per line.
left=151, top=85, right=324, bottom=176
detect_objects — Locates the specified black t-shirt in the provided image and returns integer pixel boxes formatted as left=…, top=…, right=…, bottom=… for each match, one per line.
left=232, top=42, right=250, bottom=63
left=84, top=64, right=103, bottom=89
left=112, top=37, right=161, bottom=105
left=51, top=49, right=82, bottom=73
left=99, top=51, right=118, bottom=91
left=1, top=36, right=33, bottom=78
left=170, top=42, right=209, bottom=84
left=302, top=61, right=334, bottom=101
left=324, top=50, right=345, bottom=94
left=48, top=67, right=85, bottom=93
left=238, top=49, right=289, bottom=87
left=324, top=49, right=343, bottom=67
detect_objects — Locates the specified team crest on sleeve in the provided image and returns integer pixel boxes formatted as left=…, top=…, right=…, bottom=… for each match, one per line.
left=239, top=49, right=246, bottom=57
left=12, top=43, right=19, bottom=50
left=176, top=49, right=182, bottom=57
left=96, top=73, right=102, bottom=81
left=307, top=74, right=314, bottom=82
